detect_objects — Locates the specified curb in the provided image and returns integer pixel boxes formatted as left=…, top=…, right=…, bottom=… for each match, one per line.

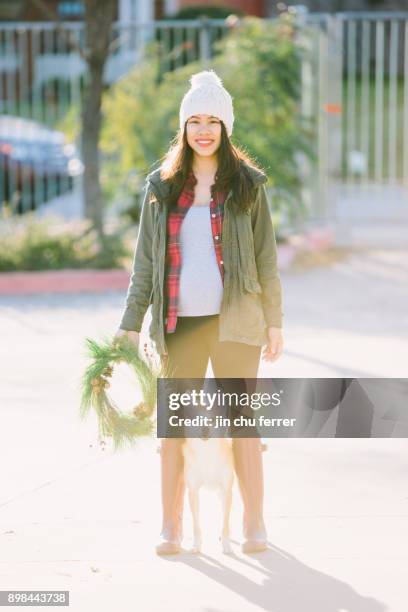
left=0, top=269, right=130, bottom=296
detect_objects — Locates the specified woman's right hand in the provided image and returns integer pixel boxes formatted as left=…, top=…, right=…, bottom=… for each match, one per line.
left=113, top=328, right=140, bottom=349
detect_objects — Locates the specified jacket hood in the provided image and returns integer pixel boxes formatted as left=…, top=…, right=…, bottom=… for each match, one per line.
left=146, top=160, right=267, bottom=200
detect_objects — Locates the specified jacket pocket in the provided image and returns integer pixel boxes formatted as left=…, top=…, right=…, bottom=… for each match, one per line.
left=238, top=275, right=265, bottom=334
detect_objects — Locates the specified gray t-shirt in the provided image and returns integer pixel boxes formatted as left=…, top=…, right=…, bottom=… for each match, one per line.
left=178, top=205, right=224, bottom=316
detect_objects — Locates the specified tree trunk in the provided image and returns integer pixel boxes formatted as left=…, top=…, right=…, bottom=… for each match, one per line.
left=81, top=0, right=116, bottom=243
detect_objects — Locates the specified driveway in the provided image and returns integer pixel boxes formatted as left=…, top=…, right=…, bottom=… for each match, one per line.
left=0, top=248, right=407, bottom=611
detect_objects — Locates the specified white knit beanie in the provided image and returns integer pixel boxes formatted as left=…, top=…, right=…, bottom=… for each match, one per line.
left=179, top=69, right=234, bottom=137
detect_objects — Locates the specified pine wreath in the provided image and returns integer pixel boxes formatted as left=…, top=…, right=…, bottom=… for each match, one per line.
left=80, top=335, right=168, bottom=451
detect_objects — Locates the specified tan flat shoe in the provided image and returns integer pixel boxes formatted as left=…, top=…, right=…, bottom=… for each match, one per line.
left=242, top=538, right=268, bottom=554
left=155, top=536, right=181, bottom=555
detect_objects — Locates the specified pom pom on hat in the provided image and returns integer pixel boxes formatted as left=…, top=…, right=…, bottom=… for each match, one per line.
left=179, top=69, right=234, bottom=137
left=190, top=69, right=224, bottom=89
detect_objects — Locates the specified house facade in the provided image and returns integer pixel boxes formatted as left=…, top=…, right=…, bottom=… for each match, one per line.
left=161, top=0, right=268, bottom=18
left=0, top=0, right=269, bottom=23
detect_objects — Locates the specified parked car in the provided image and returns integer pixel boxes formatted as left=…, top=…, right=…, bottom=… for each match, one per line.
left=0, top=115, right=83, bottom=214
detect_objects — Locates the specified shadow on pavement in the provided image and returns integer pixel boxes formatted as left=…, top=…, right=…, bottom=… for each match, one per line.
left=171, top=543, right=386, bottom=612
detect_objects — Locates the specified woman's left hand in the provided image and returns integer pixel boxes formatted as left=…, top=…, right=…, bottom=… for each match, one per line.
left=262, top=327, right=283, bottom=362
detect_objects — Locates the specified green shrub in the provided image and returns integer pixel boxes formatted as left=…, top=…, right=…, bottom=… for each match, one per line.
left=0, top=209, right=131, bottom=272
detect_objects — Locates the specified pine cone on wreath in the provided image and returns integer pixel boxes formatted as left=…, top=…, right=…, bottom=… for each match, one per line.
left=132, top=402, right=151, bottom=418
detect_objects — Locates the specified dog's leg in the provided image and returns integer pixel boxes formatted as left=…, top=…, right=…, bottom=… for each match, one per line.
left=188, top=486, right=202, bottom=553
left=219, top=481, right=233, bottom=555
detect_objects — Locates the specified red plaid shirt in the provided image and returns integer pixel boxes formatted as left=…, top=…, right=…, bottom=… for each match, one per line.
left=165, top=170, right=228, bottom=333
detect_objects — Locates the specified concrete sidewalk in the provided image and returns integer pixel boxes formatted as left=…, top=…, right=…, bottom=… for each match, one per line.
left=1, top=435, right=406, bottom=612
left=0, top=248, right=407, bottom=611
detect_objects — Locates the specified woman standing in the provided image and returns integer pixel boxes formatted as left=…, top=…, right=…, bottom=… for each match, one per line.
left=115, top=70, right=284, bottom=555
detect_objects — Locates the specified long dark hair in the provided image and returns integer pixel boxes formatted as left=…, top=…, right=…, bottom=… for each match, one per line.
left=157, top=120, right=266, bottom=214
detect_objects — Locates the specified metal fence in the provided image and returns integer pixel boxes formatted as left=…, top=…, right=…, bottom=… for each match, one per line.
left=300, top=11, right=408, bottom=225
left=1, top=13, right=408, bottom=223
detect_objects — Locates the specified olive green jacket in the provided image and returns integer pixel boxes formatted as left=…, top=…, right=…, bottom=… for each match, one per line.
left=119, top=161, right=283, bottom=356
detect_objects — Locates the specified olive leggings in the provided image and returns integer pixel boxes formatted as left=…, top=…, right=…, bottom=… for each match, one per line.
left=159, top=314, right=267, bottom=542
